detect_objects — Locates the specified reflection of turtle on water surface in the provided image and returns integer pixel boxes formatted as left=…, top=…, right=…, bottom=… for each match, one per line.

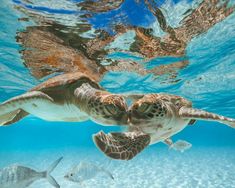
left=123, top=0, right=235, bottom=59
left=14, top=0, right=234, bottom=83
left=17, top=25, right=188, bottom=82
left=94, top=93, right=235, bottom=160
left=0, top=72, right=128, bottom=126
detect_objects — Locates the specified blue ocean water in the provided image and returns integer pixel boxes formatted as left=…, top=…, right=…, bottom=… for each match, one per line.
left=0, top=0, right=235, bottom=187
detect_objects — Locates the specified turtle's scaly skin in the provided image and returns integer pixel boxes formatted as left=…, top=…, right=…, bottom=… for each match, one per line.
left=0, top=72, right=128, bottom=126
left=129, top=94, right=191, bottom=124
left=93, top=131, right=150, bottom=160
left=126, top=94, right=192, bottom=144
left=94, top=93, right=235, bottom=160
left=129, top=93, right=235, bottom=144
left=74, top=83, right=128, bottom=126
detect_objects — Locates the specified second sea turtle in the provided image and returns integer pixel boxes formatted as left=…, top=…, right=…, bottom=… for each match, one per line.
left=94, top=93, right=235, bottom=160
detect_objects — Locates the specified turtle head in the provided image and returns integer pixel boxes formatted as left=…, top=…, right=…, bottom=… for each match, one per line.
left=129, top=94, right=192, bottom=125
left=87, top=93, right=128, bottom=126
left=129, top=94, right=175, bottom=125
left=74, top=83, right=128, bottom=125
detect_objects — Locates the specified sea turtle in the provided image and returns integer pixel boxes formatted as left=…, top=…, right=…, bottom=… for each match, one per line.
left=93, top=93, right=235, bottom=160
left=0, top=72, right=128, bottom=126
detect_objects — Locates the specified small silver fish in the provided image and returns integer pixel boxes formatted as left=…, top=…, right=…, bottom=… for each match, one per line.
left=64, top=161, right=114, bottom=183
left=171, top=140, right=192, bottom=152
left=0, top=157, right=63, bottom=188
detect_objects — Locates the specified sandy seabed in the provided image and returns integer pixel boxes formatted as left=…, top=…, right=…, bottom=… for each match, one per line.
left=0, top=147, right=234, bottom=188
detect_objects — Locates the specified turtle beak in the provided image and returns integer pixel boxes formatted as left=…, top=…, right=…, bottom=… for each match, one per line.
left=64, top=175, right=69, bottom=179
left=127, top=109, right=131, bottom=124
left=127, top=106, right=146, bottom=125
left=118, top=112, right=129, bottom=125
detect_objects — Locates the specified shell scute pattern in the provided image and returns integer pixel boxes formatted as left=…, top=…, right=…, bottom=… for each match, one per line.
left=32, top=72, right=101, bottom=92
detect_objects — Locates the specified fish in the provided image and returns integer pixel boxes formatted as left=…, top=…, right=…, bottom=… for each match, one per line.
left=64, top=161, right=114, bottom=184
left=171, top=140, right=192, bottom=153
left=0, top=157, right=63, bottom=188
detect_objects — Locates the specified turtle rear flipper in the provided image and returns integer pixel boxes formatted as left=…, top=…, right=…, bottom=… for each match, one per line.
left=0, top=91, right=53, bottom=126
left=188, top=119, right=196, bottom=125
left=0, top=109, right=29, bottom=126
left=93, top=131, right=150, bottom=160
left=179, top=107, right=235, bottom=128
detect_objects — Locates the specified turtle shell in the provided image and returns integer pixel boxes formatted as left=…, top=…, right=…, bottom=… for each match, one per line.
left=31, top=72, right=103, bottom=92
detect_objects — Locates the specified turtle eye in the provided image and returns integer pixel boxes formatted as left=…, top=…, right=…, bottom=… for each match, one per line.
left=175, top=99, right=181, bottom=107
left=105, top=104, right=118, bottom=115
left=138, top=103, right=151, bottom=113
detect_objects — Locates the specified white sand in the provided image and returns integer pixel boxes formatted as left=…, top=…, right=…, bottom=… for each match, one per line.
left=0, top=147, right=234, bottom=188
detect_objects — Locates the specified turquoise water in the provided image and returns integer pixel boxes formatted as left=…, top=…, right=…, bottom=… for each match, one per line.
left=0, top=0, right=235, bottom=187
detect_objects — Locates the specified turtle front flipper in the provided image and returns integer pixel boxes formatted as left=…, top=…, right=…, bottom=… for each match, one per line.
left=93, top=131, right=150, bottom=160
left=0, top=91, right=53, bottom=126
left=179, top=107, right=235, bottom=128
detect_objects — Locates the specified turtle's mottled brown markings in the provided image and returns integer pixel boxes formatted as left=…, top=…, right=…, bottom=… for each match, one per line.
left=33, top=73, right=101, bottom=92
left=1, top=71, right=129, bottom=126
left=179, top=107, right=235, bottom=128
left=17, top=27, right=105, bottom=80
left=17, top=18, right=153, bottom=82
left=182, top=108, right=227, bottom=121
left=93, top=131, right=151, bottom=160
left=144, top=0, right=180, bottom=43
left=131, top=0, right=234, bottom=59
left=77, top=0, right=125, bottom=13
left=97, top=93, right=235, bottom=160
left=17, top=8, right=188, bottom=84
left=174, top=0, right=235, bottom=43
left=15, top=0, right=234, bottom=86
